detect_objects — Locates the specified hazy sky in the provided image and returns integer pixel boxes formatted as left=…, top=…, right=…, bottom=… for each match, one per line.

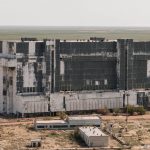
left=0, top=0, right=150, bottom=26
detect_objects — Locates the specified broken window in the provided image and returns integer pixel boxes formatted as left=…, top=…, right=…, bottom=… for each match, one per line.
left=147, top=60, right=150, bottom=77
left=95, top=81, right=100, bottom=85
left=36, top=125, right=45, bottom=129
left=8, top=42, right=15, bottom=54
left=3, top=76, right=6, bottom=84
left=61, top=75, right=64, bottom=81
left=63, top=96, right=66, bottom=109
left=104, top=79, right=108, bottom=85
left=37, top=63, right=42, bottom=70
left=9, top=77, right=13, bottom=85
left=33, top=87, right=36, bottom=92
left=60, top=61, right=65, bottom=75
left=86, top=80, right=90, bottom=85
left=3, top=90, right=7, bottom=95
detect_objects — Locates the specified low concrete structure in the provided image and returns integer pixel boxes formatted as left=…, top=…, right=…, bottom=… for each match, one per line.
left=79, top=127, right=109, bottom=147
left=67, top=115, right=101, bottom=127
left=35, top=115, right=101, bottom=130
left=35, top=120, right=68, bottom=130
left=30, top=139, right=41, bottom=147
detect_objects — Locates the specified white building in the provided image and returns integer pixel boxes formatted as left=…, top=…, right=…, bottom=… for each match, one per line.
left=35, top=120, right=68, bottom=130
left=79, top=126, right=109, bottom=147
left=67, top=115, right=101, bottom=127
left=35, top=115, right=101, bottom=130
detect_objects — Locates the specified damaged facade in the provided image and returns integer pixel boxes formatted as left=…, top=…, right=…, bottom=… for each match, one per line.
left=0, top=37, right=150, bottom=115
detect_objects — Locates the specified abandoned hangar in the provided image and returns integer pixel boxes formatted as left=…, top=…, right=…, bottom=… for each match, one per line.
left=0, top=37, right=150, bottom=115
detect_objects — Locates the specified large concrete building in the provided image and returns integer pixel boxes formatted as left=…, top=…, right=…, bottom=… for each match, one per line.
left=0, top=37, right=150, bottom=115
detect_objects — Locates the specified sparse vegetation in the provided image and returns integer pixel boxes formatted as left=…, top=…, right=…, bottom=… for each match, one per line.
left=57, top=111, right=67, bottom=119
left=47, top=131, right=59, bottom=137
left=126, top=105, right=146, bottom=115
left=113, top=108, right=121, bottom=116
left=136, top=106, right=146, bottom=115
left=97, top=106, right=109, bottom=115
left=1, top=27, right=150, bottom=41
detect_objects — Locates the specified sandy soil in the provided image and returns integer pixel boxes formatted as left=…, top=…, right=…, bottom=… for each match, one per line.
left=0, top=117, right=120, bottom=150
left=0, top=124, right=84, bottom=150
left=1, top=114, right=150, bottom=149
left=101, top=114, right=150, bottom=150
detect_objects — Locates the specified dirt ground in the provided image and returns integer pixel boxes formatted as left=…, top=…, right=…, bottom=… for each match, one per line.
left=0, top=125, right=82, bottom=150
left=0, top=123, right=119, bottom=150
left=0, top=117, right=120, bottom=150
left=101, top=114, right=150, bottom=150
left=1, top=114, right=150, bottom=149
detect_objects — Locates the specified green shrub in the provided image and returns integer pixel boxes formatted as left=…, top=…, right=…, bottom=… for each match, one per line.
left=127, top=105, right=135, bottom=115
left=135, top=106, right=146, bottom=115
left=126, top=105, right=146, bottom=115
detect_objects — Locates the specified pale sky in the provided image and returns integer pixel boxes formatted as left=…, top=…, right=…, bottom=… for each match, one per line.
left=0, top=0, right=150, bottom=26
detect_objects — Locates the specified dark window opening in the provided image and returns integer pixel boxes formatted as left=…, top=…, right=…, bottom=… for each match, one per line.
left=3, top=76, right=6, bottom=84
left=63, top=96, right=66, bottom=109
left=3, top=90, right=7, bottom=95
left=37, top=125, right=45, bottom=129
left=48, top=104, right=50, bottom=111
left=53, top=125, right=68, bottom=128
left=9, top=77, right=13, bottom=85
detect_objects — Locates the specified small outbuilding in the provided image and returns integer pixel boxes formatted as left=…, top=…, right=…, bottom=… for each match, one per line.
left=67, top=115, right=101, bottom=127
left=35, top=120, right=68, bottom=130
left=79, top=126, right=109, bottom=147
left=30, top=139, right=41, bottom=147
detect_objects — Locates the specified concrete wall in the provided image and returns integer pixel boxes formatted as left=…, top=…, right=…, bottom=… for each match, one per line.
left=67, top=117, right=100, bottom=126
left=16, top=41, right=45, bottom=94
left=15, top=95, right=48, bottom=114
left=50, top=91, right=123, bottom=112
left=0, top=66, right=3, bottom=113
left=1, top=38, right=150, bottom=114
left=88, top=136, right=109, bottom=147
left=79, top=127, right=109, bottom=147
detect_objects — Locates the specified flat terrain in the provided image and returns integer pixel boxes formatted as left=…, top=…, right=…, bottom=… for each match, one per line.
left=1, top=114, right=150, bottom=149
left=1, top=26, right=150, bottom=41
left=0, top=116, right=119, bottom=150
left=102, top=114, right=150, bottom=150
left=0, top=126, right=82, bottom=150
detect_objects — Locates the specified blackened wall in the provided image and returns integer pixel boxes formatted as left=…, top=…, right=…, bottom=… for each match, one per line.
left=117, top=40, right=150, bottom=90
left=132, top=42, right=150, bottom=89
left=126, top=39, right=134, bottom=90
left=55, top=40, right=61, bottom=92
left=16, top=41, right=45, bottom=94
left=35, top=42, right=45, bottom=56
left=59, top=41, right=117, bottom=54
left=61, top=57, right=117, bottom=91
left=16, top=42, right=29, bottom=54
left=0, top=41, right=2, bottom=53
left=15, top=38, right=150, bottom=93
left=55, top=41, right=117, bottom=92
left=117, top=39, right=128, bottom=90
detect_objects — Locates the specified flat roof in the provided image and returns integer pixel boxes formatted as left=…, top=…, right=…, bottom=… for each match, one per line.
left=79, top=127, right=107, bottom=137
left=36, top=120, right=67, bottom=124
left=68, top=115, right=100, bottom=121
left=59, top=40, right=115, bottom=43
left=31, top=139, right=41, bottom=142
